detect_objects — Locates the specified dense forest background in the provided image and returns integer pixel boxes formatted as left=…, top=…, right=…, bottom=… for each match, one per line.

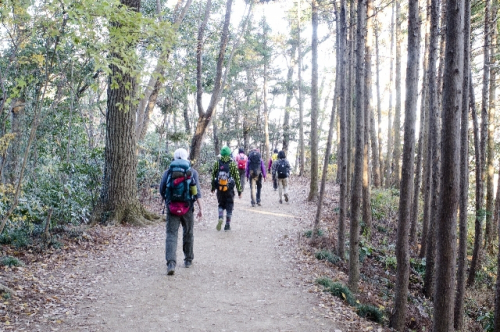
left=2, top=0, right=500, bottom=330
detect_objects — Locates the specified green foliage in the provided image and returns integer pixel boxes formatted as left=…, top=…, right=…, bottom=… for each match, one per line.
left=304, top=229, right=324, bottom=238
left=356, top=304, right=383, bottom=323
left=316, top=278, right=357, bottom=306
left=384, top=256, right=397, bottom=270
left=0, top=227, right=31, bottom=248
left=410, top=257, right=426, bottom=275
left=315, top=250, right=340, bottom=265
left=370, top=188, right=400, bottom=221
left=0, top=256, right=24, bottom=267
left=477, top=311, right=494, bottom=332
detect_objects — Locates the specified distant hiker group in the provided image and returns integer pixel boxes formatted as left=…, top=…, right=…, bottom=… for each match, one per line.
left=159, top=145, right=291, bottom=276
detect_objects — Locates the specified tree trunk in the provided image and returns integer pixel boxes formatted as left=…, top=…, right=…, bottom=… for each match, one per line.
left=97, top=0, right=158, bottom=226
left=469, top=0, right=490, bottom=286
left=485, top=0, right=497, bottom=251
left=363, top=0, right=374, bottom=235
left=389, top=0, right=420, bottom=328
left=454, top=1, right=471, bottom=329
left=391, top=0, right=402, bottom=188
left=337, top=0, right=348, bottom=260
left=423, top=0, right=441, bottom=298
left=308, top=0, right=319, bottom=201
left=385, top=2, right=395, bottom=188
left=5, top=99, right=24, bottom=185
left=283, top=43, right=297, bottom=153
left=262, top=15, right=271, bottom=168
left=433, top=0, right=464, bottom=330
left=348, top=0, right=366, bottom=293
left=347, top=0, right=356, bottom=200
left=411, top=0, right=431, bottom=245
left=374, top=20, right=383, bottom=184
left=297, top=0, right=305, bottom=176
left=189, top=0, right=233, bottom=164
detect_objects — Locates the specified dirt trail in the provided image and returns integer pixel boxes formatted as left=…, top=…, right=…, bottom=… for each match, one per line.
left=60, top=183, right=342, bottom=332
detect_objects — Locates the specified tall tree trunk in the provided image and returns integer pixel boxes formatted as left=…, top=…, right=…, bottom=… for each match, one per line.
left=283, top=43, right=297, bottom=153
left=389, top=0, right=420, bottom=328
left=423, top=0, right=441, bottom=298
left=385, top=2, right=395, bottom=188
left=6, top=99, right=24, bottom=185
left=363, top=0, right=374, bottom=235
left=374, top=20, right=383, bottom=184
left=411, top=0, right=431, bottom=245
left=189, top=0, right=233, bottom=164
left=297, top=0, right=305, bottom=176
left=348, top=0, right=366, bottom=293
left=469, top=0, right=490, bottom=286
left=213, top=105, right=220, bottom=154
left=454, top=1, right=471, bottom=329
left=485, top=0, right=497, bottom=251
left=391, top=0, right=402, bottom=188
left=263, top=16, right=271, bottom=169
left=347, top=0, right=356, bottom=199
left=98, top=0, right=157, bottom=226
left=308, top=0, right=319, bottom=201
left=433, top=0, right=464, bottom=330
left=337, top=0, right=348, bottom=260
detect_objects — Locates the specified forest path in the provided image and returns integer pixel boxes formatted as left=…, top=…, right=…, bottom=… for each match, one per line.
left=61, top=179, right=342, bottom=332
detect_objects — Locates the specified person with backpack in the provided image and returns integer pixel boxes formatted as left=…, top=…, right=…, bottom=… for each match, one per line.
left=234, top=147, right=248, bottom=192
left=272, top=150, right=291, bottom=204
left=268, top=148, right=279, bottom=191
left=211, top=146, right=242, bottom=231
left=246, top=146, right=266, bottom=207
left=159, top=148, right=202, bottom=275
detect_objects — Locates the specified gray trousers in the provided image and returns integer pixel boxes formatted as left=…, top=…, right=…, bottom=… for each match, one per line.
left=238, top=168, right=246, bottom=191
left=165, top=208, right=194, bottom=264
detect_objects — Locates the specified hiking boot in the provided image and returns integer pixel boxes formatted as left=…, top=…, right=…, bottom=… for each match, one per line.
left=224, top=224, right=231, bottom=231
left=184, top=260, right=192, bottom=268
left=257, top=202, right=261, bottom=206
left=279, top=199, right=282, bottom=204
left=284, top=194, right=289, bottom=202
left=216, top=218, right=223, bottom=231
left=251, top=202, right=256, bottom=207
left=167, top=261, right=176, bottom=275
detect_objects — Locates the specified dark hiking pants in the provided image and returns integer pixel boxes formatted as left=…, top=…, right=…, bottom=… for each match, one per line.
left=165, top=207, right=194, bottom=264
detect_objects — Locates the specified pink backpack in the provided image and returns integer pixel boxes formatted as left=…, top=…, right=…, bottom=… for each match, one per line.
left=235, top=153, right=248, bottom=170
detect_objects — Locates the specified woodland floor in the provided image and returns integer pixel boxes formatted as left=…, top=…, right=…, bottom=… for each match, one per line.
left=1, top=176, right=395, bottom=332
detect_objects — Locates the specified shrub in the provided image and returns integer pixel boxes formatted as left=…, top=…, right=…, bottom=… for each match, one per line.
left=1, top=256, right=24, bottom=267
left=315, top=250, right=341, bottom=264
left=371, top=188, right=400, bottom=221
left=304, top=229, right=324, bottom=238
left=356, top=304, right=384, bottom=323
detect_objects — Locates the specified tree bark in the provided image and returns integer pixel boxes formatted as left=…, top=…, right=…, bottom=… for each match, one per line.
left=391, top=0, right=402, bottom=189
left=337, top=0, right=348, bottom=260
left=374, top=19, right=383, bottom=185
left=469, top=0, right=490, bottom=286
left=423, top=0, right=441, bottom=298
left=297, top=0, right=305, bottom=176
left=389, top=0, right=420, bottom=328
left=282, top=43, right=297, bottom=153
left=384, top=2, right=395, bottom=188
left=454, top=1, right=471, bottom=329
left=263, top=16, right=271, bottom=169
left=433, top=0, right=464, bottom=330
left=348, top=0, right=366, bottom=293
left=308, top=0, right=319, bottom=201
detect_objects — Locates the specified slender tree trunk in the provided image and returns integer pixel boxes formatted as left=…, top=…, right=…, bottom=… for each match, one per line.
left=433, top=0, right=464, bottom=330
left=189, top=0, right=233, bottom=164
left=338, top=0, right=348, bottom=260
left=454, top=1, right=471, bottom=329
left=308, top=0, right=319, bottom=201
left=485, top=0, right=497, bottom=251
left=348, top=0, right=366, bottom=293
left=423, top=0, right=441, bottom=298
left=411, top=0, right=431, bottom=245
left=283, top=44, right=297, bottom=153
left=374, top=19, right=383, bottom=187
left=297, top=0, right=305, bottom=176
left=389, top=0, right=420, bottom=328
left=469, top=0, right=490, bottom=286
left=347, top=0, right=356, bottom=199
left=213, top=105, right=220, bottom=154
left=392, top=0, right=402, bottom=189
left=385, top=2, right=395, bottom=188
left=363, top=0, right=374, bottom=235
left=263, top=16, right=271, bottom=169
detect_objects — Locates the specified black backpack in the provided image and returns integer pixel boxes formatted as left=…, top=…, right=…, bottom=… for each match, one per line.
left=217, top=160, right=234, bottom=192
left=277, top=159, right=288, bottom=179
left=248, top=151, right=262, bottom=178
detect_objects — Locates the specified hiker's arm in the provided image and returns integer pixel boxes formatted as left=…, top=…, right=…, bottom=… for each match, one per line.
left=230, top=162, right=242, bottom=194
left=196, top=198, right=203, bottom=218
left=261, top=160, right=267, bottom=178
left=245, top=160, right=250, bottom=179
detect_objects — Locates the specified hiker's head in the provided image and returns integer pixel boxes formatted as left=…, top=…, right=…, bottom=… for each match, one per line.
left=174, top=148, right=189, bottom=161
left=249, top=145, right=257, bottom=151
left=273, top=148, right=278, bottom=154
left=220, top=146, right=231, bottom=157
left=238, top=147, right=244, bottom=154
left=278, top=150, right=286, bottom=159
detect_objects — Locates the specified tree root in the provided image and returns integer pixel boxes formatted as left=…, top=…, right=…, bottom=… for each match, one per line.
left=91, top=201, right=162, bottom=227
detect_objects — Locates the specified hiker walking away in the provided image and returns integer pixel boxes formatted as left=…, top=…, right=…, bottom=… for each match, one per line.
left=268, top=148, right=279, bottom=191
left=211, top=146, right=242, bottom=231
left=272, top=150, right=291, bottom=204
left=234, top=147, right=248, bottom=192
left=160, top=148, right=201, bottom=275
left=246, top=146, right=266, bottom=207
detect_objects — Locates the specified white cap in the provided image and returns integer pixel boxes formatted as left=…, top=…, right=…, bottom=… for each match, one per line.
left=174, top=148, right=189, bottom=161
